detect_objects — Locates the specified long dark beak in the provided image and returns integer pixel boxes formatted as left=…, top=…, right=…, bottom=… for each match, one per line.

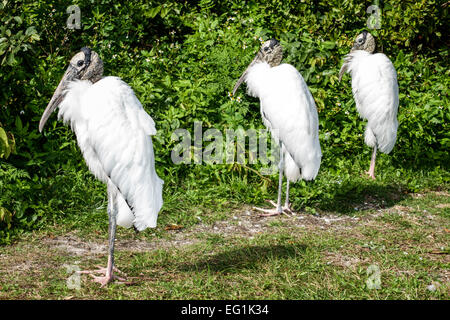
left=39, top=65, right=77, bottom=132
left=338, top=65, right=347, bottom=82
left=232, top=55, right=259, bottom=96
left=338, top=45, right=356, bottom=82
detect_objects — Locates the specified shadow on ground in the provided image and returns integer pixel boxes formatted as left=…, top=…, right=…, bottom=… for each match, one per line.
left=178, top=243, right=307, bottom=273
left=316, top=180, right=408, bottom=214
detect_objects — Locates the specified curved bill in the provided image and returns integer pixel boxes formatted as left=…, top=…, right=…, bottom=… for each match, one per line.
left=338, top=64, right=347, bottom=82
left=232, top=55, right=259, bottom=96
left=39, top=65, right=77, bottom=132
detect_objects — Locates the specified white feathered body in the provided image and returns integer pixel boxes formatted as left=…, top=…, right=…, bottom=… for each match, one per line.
left=341, top=50, right=399, bottom=154
left=57, top=76, right=164, bottom=231
left=245, top=62, right=322, bottom=181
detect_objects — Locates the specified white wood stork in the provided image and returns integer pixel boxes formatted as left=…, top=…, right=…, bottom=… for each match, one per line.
left=39, top=47, right=164, bottom=286
left=339, top=31, right=399, bottom=179
left=232, top=39, right=322, bottom=215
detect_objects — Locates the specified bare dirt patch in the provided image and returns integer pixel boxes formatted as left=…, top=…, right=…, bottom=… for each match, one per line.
left=40, top=233, right=200, bottom=258
left=42, top=235, right=106, bottom=257
left=20, top=204, right=405, bottom=259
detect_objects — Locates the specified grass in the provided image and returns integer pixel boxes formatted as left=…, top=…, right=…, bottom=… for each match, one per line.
left=0, top=170, right=448, bottom=299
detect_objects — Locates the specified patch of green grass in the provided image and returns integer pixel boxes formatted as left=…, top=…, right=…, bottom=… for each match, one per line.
left=0, top=189, right=448, bottom=300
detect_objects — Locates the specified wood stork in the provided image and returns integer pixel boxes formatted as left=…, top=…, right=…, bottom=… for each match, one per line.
left=339, top=31, right=399, bottom=179
left=39, top=47, right=164, bottom=286
left=232, top=39, right=322, bottom=215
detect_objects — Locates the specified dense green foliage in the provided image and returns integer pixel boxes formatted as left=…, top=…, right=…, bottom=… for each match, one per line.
left=0, top=0, right=448, bottom=243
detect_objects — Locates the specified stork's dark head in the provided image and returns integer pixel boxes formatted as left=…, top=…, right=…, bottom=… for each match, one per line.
left=257, top=38, right=283, bottom=67
left=232, top=38, right=283, bottom=95
left=39, top=47, right=103, bottom=132
left=351, top=31, right=376, bottom=53
left=69, top=47, right=104, bottom=82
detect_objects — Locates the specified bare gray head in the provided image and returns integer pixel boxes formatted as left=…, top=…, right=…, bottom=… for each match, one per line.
left=232, top=38, right=283, bottom=95
left=351, top=31, right=376, bottom=53
left=39, top=47, right=104, bottom=132
left=256, top=38, right=283, bottom=67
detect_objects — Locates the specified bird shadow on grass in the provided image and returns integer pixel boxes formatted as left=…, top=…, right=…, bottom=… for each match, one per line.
left=316, top=180, right=408, bottom=215
left=178, top=243, right=307, bottom=273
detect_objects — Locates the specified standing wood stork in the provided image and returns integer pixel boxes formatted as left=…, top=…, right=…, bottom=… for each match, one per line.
left=339, top=31, right=399, bottom=179
left=39, top=47, right=164, bottom=286
left=232, top=39, right=322, bottom=215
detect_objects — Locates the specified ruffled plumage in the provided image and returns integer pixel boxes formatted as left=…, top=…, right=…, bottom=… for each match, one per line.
left=58, top=76, right=163, bottom=230
left=340, top=50, right=399, bottom=154
left=245, top=62, right=322, bottom=181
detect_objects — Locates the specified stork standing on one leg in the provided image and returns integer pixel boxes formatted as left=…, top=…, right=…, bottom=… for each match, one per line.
left=39, top=47, right=164, bottom=287
left=339, top=31, right=399, bottom=179
left=232, top=39, right=322, bottom=216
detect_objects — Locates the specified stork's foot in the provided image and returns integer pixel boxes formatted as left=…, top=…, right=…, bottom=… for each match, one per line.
left=365, top=170, right=376, bottom=180
left=253, top=207, right=281, bottom=217
left=282, top=202, right=295, bottom=215
left=90, top=274, right=130, bottom=287
left=253, top=200, right=294, bottom=217
left=78, top=265, right=130, bottom=287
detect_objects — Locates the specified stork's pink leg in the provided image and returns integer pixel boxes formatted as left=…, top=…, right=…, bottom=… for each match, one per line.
left=254, top=141, right=284, bottom=216
left=253, top=142, right=294, bottom=216
left=366, top=146, right=377, bottom=180
left=78, top=183, right=129, bottom=287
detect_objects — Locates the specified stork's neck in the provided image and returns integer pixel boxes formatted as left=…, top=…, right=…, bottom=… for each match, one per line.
left=90, top=75, right=103, bottom=84
left=256, top=52, right=283, bottom=67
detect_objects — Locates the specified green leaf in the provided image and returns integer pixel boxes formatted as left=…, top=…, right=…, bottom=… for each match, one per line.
left=13, top=16, right=22, bottom=24
left=15, top=116, right=22, bottom=131
left=0, top=207, right=14, bottom=229
left=322, top=41, right=335, bottom=49
left=160, top=7, right=170, bottom=18
left=7, top=52, right=16, bottom=65
left=25, top=26, right=37, bottom=36
left=30, top=33, right=40, bottom=41
left=146, top=6, right=161, bottom=18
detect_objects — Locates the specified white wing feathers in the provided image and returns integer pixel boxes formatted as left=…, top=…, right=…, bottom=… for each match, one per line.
left=59, top=76, right=163, bottom=231
left=121, top=83, right=157, bottom=136
left=245, top=62, right=322, bottom=181
left=340, top=51, right=399, bottom=154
